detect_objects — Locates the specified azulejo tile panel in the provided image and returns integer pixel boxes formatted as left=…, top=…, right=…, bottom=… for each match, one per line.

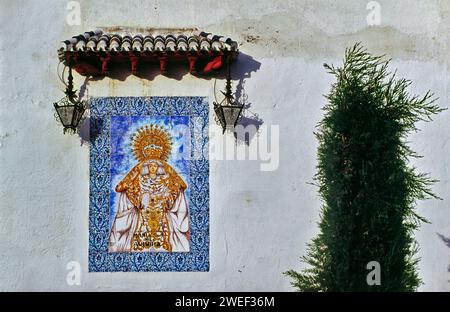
left=89, top=97, right=209, bottom=272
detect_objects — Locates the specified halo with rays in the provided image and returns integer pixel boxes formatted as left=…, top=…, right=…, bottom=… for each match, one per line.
left=130, top=124, right=172, bottom=162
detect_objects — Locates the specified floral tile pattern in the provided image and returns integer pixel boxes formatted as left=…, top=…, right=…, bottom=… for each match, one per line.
left=89, top=97, right=209, bottom=272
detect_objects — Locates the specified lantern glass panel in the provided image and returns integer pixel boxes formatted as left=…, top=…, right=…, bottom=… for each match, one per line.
left=55, top=103, right=75, bottom=126
left=72, top=104, right=85, bottom=126
left=214, top=104, right=226, bottom=130
left=54, top=96, right=86, bottom=131
left=222, top=106, right=243, bottom=128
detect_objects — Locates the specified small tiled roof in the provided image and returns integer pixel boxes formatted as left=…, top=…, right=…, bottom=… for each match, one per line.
left=59, top=29, right=238, bottom=55
left=58, top=29, right=238, bottom=76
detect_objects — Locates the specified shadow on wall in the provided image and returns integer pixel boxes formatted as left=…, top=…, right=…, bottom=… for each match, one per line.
left=77, top=53, right=263, bottom=145
left=211, top=53, right=263, bottom=145
left=232, top=53, right=263, bottom=146
left=437, top=233, right=450, bottom=282
left=75, top=53, right=262, bottom=146
left=77, top=76, right=94, bottom=145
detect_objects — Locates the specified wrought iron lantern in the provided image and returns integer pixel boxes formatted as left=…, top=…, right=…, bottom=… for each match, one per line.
left=54, top=59, right=86, bottom=134
left=213, top=56, right=244, bottom=133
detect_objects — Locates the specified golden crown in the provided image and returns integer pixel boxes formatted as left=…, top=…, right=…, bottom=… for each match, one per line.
left=130, top=124, right=172, bottom=162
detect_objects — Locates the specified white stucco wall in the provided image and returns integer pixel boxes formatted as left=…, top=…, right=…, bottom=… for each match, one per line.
left=0, top=0, right=449, bottom=291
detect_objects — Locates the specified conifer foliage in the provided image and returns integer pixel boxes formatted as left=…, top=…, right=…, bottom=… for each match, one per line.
left=285, top=44, right=443, bottom=291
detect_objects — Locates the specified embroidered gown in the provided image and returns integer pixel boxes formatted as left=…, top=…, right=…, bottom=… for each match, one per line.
left=109, top=160, right=189, bottom=252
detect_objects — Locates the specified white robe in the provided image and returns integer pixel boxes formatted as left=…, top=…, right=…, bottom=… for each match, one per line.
left=109, top=188, right=190, bottom=252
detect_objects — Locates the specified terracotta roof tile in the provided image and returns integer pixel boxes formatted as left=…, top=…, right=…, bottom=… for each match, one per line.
left=58, top=30, right=238, bottom=76
left=60, top=30, right=238, bottom=55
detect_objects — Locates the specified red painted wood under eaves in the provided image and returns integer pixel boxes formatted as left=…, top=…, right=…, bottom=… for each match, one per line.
left=63, top=51, right=236, bottom=77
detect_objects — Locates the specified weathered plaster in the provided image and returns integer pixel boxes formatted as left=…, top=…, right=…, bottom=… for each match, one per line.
left=0, top=0, right=449, bottom=291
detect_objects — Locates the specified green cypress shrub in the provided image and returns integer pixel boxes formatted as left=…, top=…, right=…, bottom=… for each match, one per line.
left=285, top=43, right=443, bottom=291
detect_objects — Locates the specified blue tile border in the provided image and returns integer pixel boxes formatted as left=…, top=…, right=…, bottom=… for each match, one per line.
left=89, top=97, right=209, bottom=272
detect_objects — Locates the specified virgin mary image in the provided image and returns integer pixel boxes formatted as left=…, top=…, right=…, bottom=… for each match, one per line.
left=109, top=124, right=190, bottom=253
